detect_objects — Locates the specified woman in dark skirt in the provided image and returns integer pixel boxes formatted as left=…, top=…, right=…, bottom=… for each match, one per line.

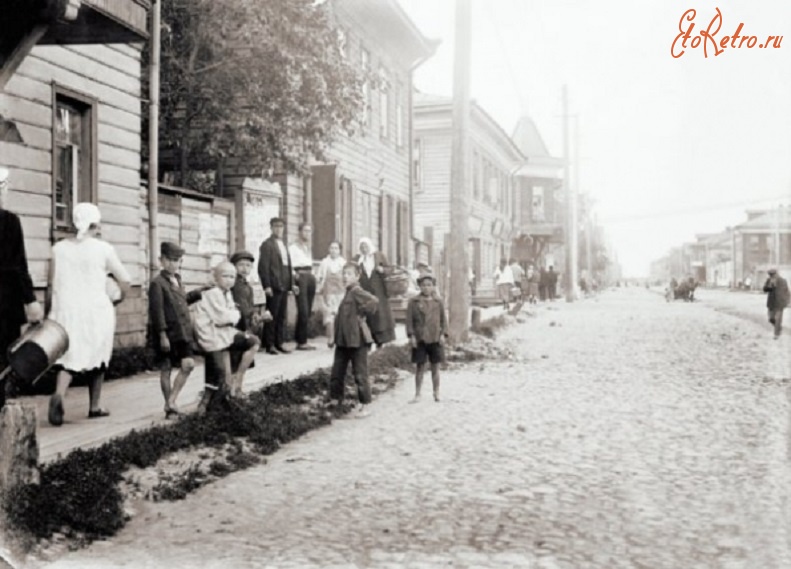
left=354, top=237, right=395, bottom=347
left=0, top=167, right=44, bottom=406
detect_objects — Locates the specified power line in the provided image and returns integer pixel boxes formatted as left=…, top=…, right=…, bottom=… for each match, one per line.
left=599, top=194, right=791, bottom=224
left=484, top=2, right=526, bottom=116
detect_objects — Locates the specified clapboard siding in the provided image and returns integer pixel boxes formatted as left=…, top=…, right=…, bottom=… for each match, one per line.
left=1, top=41, right=147, bottom=345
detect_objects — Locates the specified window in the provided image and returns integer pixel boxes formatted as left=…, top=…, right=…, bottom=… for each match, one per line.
left=378, top=67, right=389, bottom=140
left=413, top=138, right=422, bottom=191
left=532, top=186, right=546, bottom=222
left=360, top=47, right=370, bottom=127
left=53, top=89, right=96, bottom=231
left=472, top=152, right=480, bottom=200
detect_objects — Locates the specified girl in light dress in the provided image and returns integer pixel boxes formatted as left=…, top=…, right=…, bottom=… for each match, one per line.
left=316, top=241, right=346, bottom=347
left=46, top=203, right=131, bottom=426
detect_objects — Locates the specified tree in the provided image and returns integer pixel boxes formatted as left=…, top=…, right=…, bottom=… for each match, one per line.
left=148, top=0, right=368, bottom=190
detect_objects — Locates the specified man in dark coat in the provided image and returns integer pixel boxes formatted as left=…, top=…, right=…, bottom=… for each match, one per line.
left=258, top=217, right=298, bottom=354
left=0, top=167, right=44, bottom=407
left=546, top=266, right=558, bottom=301
left=763, top=268, right=790, bottom=339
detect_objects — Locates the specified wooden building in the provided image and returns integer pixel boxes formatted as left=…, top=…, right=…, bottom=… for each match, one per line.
left=511, top=115, right=564, bottom=270
left=412, top=93, right=525, bottom=297
left=733, top=207, right=791, bottom=288
left=220, top=0, right=436, bottom=270
left=0, top=0, right=150, bottom=347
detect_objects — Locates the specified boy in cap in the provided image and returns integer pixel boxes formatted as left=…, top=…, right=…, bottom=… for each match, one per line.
left=148, top=241, right=206, bottom=418
left=329, top=262, right=379, bottom=418
left=406, top=271, right=448, bottom=403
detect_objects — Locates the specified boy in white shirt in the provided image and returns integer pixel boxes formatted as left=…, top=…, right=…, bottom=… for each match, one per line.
left=194, top=262, right=259, bottom=411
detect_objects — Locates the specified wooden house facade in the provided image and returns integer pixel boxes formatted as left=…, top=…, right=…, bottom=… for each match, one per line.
left=412, top=93, right=525, bottom=297
left=0, top=0, right=150, bottom=347
left=220, top=0, right=436, bottom=270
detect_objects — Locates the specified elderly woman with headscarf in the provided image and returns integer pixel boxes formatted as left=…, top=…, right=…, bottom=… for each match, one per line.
left=354, top=237, right=395, bottom=347
left=46, top=202, right=131, bottom=426
left=0, top=167, right=44, bottom=407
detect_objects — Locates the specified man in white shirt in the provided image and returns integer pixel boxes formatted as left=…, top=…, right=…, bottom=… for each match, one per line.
left=289, top=222, right=316, bottom=350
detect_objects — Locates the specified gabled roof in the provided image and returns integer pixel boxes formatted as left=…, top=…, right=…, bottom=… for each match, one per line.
left=512, top=115, right=551, bottom=158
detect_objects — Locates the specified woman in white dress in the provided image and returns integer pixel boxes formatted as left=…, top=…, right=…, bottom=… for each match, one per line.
left=47, top=203, right=131, bottom=426
left=315, top=241, right=346, bottom=347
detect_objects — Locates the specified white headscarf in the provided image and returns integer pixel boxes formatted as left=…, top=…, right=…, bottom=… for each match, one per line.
left=73, top=202, right=101, bottom=239
left=358, top=237, right=376, bottom=276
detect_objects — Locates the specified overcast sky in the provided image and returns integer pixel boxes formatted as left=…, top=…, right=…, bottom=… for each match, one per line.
left=397, top=0, right=791, bottom=277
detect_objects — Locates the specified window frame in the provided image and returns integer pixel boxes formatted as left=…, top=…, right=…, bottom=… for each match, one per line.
left=51, top=83, right=98, bottom=240
left=360, top=46, right=371, bottom=129
left=378, top=66, right=389, bottom=140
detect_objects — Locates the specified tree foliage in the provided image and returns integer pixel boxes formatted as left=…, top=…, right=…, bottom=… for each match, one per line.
left=154, top=0, right=367, bottom=188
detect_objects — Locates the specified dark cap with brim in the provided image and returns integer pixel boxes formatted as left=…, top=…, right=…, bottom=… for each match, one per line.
left=161, top=241, right=185, bottom=259
left=231, top=250, right=255, bottom=264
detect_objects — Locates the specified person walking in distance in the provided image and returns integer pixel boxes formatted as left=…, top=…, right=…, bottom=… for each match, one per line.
left=763, top=268, right=790, bottom=339
left=258, top=217, right=299, bottom=355
left=546, top=265, right=558, bottom=301
left=494, top=258, right=514, bottom=311
left=289, top=222, right=316, bottom=351
left=406, top=272, right=447, bottom=403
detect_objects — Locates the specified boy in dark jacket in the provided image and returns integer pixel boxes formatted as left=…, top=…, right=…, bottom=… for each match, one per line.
left=406, top=273, right=448, bottom=403
left=148, top=242, right=205, bottom=418
left=329, top=262, right=379, bottom=418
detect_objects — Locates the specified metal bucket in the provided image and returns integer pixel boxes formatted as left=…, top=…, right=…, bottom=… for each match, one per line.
left=6, top=320, right=69, bottom=385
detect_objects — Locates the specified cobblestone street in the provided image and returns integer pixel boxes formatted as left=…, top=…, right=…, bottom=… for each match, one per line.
left=41, top=288, right=791, bottom=569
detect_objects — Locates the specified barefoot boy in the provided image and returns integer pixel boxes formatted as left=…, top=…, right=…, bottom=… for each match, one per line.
left=194, top=262, right=259, bottom=410
left=406, top=272, right=447, bottom=403
left=329, top=262, right=379, bottom=418
left=148, top=242, right=205, bottom=418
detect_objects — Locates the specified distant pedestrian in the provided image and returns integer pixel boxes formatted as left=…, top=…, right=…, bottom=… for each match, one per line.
left=258, top=217, right=298, bottom=355
left=316, top=241, right=346, bottom=347
left=194, top=262, right=259, bottom=408
left=47, top=203, right=131, bottom=426
left=547, top=266, right=559, bottom=300
left=509, top=259, right=524, bottom=303
left=494, top=259, right=514, bottom=310
left=148, top=241, right=205, bottom=419
left=538, top=266, right=548, bottom=301
left=0, top=167, right=44, bottom=409
left=523, top=264, right=539, bottom=304
left=763, top=268, right=790, bottom=339
left=328, top=262, right=379, bottom=418
left=354, top=237, right=396, bottom=347
left=407, top=272, right=447, bottom=403
left=289, top=222, right=316, bottom=351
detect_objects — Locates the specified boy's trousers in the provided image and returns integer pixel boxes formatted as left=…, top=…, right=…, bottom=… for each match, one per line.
left=330, top=346, right=371, bottom=404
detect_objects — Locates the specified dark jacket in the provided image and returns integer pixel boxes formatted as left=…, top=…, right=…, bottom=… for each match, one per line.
left=334, top=283, right=378, bottom=348
left=763, top=275, right=790, bottom=310
left=406, top=294, right=447, bottom=344
left=231, top=274, right=255, bottom=331
left=258, top=235, right=293, bottom=292
left=147, top=271, right=203, bottom=345
left=354, top=251, right=396, bottom=342
left=0, top=209, right=36, bottom=351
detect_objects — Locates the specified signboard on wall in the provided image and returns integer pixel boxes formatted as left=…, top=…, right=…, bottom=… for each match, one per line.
left=239, top=178, right=282, bottom=305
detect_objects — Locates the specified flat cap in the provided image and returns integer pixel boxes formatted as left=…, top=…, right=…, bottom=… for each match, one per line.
left=230, top=250, right=255, bottom=264
left=160, top=241, right=185, bottom=259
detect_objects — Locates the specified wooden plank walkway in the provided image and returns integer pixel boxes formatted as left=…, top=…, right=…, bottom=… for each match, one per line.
left=21, top=305, right=508, bottom=463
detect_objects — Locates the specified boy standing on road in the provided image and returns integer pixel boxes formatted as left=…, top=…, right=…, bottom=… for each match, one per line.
left=407, top=272, right=448, bottom=403
left=329, top=262, right=379, bottom=418
left=148, top=242, right=205, bottom=419
left=763, top=268, right=790, bottom=339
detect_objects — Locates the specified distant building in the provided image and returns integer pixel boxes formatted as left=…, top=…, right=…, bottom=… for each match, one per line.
left=412, top=93, right=525, bottom=297
left=733, top=207, right=791, bottom=288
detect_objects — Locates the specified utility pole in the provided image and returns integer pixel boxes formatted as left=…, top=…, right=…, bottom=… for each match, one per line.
left=574, top=116, right=592, bottom=285
left=148, top=0, right=161, bottom=278
left=562, top=86, right=577, bottom=301
left=448, top=0, right=472, bottom=343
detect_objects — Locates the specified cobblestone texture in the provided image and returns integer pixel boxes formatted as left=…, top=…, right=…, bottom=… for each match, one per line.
left=37, top=288, right=791, bottom=569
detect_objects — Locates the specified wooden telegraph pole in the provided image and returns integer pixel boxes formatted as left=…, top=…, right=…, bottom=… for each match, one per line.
left=448, top=0, right=472, bottom=343
left=562, top=86, right=576, bottom=302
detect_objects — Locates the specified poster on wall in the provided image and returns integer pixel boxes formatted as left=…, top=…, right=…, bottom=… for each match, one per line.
left=241, top=179, right=282, bottom=305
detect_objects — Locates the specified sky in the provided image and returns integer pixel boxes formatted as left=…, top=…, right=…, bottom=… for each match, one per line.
left=397, top=0, right=791, bottom=277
